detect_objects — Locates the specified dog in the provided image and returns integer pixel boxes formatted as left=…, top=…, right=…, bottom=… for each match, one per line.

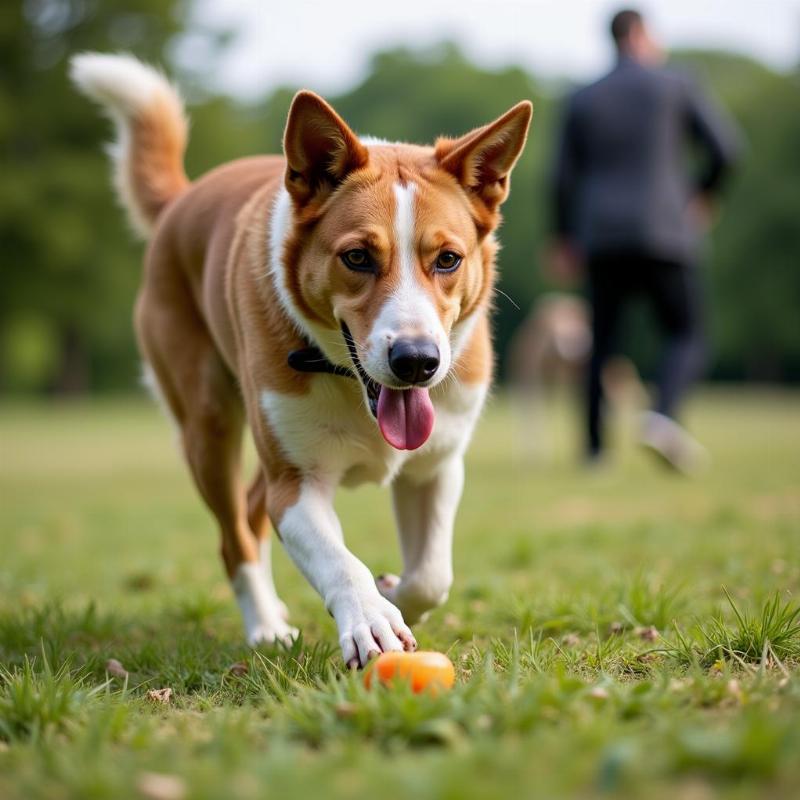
left=507, top=293, right=645, bottom=463
left=70, top=53, right=532, bottom=667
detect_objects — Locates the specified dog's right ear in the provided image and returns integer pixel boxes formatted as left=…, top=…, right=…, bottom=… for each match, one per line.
left=283, top=91, right=369, bottom=209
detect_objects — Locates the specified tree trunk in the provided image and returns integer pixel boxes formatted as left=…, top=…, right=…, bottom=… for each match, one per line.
left=50, top=324, right=90, bottom=395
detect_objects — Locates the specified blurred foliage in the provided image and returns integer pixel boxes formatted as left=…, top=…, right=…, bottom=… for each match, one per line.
left=1, top=2, right=799, bottom=393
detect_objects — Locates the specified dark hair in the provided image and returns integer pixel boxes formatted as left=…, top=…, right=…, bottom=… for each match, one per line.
left=610, top=9, right=643, bottom=46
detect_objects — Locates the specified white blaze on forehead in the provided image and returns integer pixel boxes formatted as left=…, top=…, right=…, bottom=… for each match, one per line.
left=393, top=182, right=417, bottom=286
left=361, top=181, right=451, bottom=384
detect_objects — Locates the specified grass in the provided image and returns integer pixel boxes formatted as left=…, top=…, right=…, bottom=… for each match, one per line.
left=0, top=388, right=799, bottom=798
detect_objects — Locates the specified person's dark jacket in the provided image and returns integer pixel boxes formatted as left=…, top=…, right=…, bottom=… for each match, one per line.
left=553, top=56, right=741, bottom=263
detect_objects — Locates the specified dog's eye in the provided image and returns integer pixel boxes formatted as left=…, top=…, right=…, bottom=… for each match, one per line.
left=435, top=251, right=462, bottom=272
left=340, top=249, right=373, bottom=272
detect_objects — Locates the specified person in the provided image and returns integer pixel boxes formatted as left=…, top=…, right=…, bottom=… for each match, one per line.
left=550, top=8, right=740, bottom=472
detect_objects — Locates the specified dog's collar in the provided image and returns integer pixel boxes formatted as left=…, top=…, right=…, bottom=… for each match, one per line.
left=287, top=342, right=355, bottom=379
left=287, top=325, right=381, bottom=418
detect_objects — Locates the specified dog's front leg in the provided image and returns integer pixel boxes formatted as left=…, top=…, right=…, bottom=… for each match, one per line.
left=269, top=478, right=417, bottom=668
left=378, top=456, right=463, bottom=624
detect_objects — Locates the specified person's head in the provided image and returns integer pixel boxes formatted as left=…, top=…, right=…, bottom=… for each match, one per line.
left=610, top=9, right=664, bottom=65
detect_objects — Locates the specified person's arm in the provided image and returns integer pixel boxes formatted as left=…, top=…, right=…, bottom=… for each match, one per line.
left=684, top=75, right=742, bottom=198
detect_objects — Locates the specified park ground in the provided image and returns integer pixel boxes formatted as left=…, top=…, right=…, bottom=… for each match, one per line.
left=0, top=388, right=799, bottom=799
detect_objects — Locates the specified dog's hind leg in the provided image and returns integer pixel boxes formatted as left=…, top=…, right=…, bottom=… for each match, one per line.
left=246, top=469, right=290, bottom=622
left=137, top=299, right=295, bottom=646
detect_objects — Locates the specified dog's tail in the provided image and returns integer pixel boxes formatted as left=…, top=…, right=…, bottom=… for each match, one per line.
left=70, top=53, right=190, bottom=238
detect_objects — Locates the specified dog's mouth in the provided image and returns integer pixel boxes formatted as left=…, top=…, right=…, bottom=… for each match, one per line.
left=341, top=322, right=435, bottom=451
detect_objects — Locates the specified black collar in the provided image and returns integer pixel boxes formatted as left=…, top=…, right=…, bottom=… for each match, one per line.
left=287, top=343, right=355, bottom=378
left=287, top=324, right=381, bottom=411
left=287, top=324, right=382, bottom=418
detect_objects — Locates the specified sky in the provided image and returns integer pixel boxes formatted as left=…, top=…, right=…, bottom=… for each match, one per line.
left=175, top=0, right=800, bottom=101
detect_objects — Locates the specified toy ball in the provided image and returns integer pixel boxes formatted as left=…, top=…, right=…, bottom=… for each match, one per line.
left=363, top=650, right=455, bottom=693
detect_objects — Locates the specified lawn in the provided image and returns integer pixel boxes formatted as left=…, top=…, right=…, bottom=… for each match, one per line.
left=1, top=389, right=799, bottom=799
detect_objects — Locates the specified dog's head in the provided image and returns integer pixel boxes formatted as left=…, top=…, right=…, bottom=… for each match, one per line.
left=280, top=92, right=532, bottom=450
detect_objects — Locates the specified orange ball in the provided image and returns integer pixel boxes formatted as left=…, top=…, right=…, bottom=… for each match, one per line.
left=363, top=651, right=455, bottom=693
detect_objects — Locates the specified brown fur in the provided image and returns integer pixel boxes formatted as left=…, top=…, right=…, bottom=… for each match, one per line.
left=128, top=93, right=190, bottom=225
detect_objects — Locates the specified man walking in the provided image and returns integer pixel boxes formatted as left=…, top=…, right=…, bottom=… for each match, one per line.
left=551, top=8, right=740, bottom=472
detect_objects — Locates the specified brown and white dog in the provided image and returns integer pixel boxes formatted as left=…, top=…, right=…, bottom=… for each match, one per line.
left=71, top=53, right=532, bottom=667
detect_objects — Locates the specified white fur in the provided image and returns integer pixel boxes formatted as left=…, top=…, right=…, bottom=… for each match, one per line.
left=276, top=481, right=414, bottom=665
left=140, top=361, right=177, bottom=431
left=450, top=310, right=481, bottom=362
left=260, top=358, right=486, bottom=483
left=268, top=187, right=352, bottom=371
left=359, top=135, right=405, bottom=147
left=395, top=182, right=417, bottom=278
left=69, top=52, right=187, bottom=238
left=259, top=538, right=290, bottom=622
left=268, top=188, right=314, bottom=342
left=362, top=182, right=450, bottom=386
left=260, top=378, right=408, bottom=486
left=232, top=562, right=297, bottom=646
left=379, top=456, right=463, bottom=622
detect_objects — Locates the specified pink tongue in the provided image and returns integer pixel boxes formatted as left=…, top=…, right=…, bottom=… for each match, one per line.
left=376, top=387, right=435, bottom=450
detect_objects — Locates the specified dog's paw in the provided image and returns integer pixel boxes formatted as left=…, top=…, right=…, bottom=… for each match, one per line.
left=274, top=598, right=291, bottom=623
left=334, top=589, right=416, bottom=668
left=375, top=572, right=401, bottom=600
left=375, top=572, right=446, bottom=625
left=246, top=619, right=299, bottom=648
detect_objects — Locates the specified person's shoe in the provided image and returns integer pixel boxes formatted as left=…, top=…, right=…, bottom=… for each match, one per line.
left=639, top=411, right=710, bottom=476
left=583, top=449, right=609, bottom=472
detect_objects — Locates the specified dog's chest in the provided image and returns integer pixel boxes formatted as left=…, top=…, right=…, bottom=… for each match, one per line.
left=259, top=377, right=486, bottom=486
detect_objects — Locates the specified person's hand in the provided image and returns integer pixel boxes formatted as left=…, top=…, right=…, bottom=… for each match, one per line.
left=544, top=238, right=583, bottom=286
left=687, top=193, right=717, bottom=232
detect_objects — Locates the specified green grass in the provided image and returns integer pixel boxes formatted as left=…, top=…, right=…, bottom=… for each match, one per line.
left=0, top=388, right=799, bottom=799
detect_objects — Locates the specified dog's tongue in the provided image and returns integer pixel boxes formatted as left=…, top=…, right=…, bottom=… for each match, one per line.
left=376, top=387, right=435, bottom=450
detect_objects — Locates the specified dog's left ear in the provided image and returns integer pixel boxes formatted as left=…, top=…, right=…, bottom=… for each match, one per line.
left=283, top=91, right=369, bottom=209
left=436, top=101, right=532, bottom=213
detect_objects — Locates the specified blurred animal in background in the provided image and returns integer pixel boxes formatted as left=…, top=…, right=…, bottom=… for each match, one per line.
left=507, top=293, right=645, bottom=463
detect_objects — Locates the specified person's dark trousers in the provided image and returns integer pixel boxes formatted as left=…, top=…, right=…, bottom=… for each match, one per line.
left=586, top=250, right=707, bottom=458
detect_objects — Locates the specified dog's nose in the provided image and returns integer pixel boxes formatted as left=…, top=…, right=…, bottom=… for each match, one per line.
left=388, top=338, right=440, bottom=384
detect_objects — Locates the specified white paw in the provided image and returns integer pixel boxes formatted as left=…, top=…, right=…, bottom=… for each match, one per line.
left=375, top=572, right=401, bottom=601
left=375, top=572, right=447, bottom=625
left=275, top=598, right=290, bottom=623
left=246, top=619, right=299, bottom=648
left=234, top=562, right=296, bottom=648
left=332, top=587, right=417, bottom=668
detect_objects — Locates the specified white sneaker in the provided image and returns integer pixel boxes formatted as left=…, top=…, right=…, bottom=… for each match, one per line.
left=639, top=411, right=710, bottom=476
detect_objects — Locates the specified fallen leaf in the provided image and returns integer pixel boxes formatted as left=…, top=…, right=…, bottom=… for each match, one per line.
left=147, top=688, right=173, bottom=705
left=137, top=772, right=186, bottom=800
left=727, top=679, right=743, bottom=700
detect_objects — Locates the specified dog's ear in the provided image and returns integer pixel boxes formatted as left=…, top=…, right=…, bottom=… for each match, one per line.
left=435, top=101, right=532, bottom=215
left=283, top=91, right=369, bottom=209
